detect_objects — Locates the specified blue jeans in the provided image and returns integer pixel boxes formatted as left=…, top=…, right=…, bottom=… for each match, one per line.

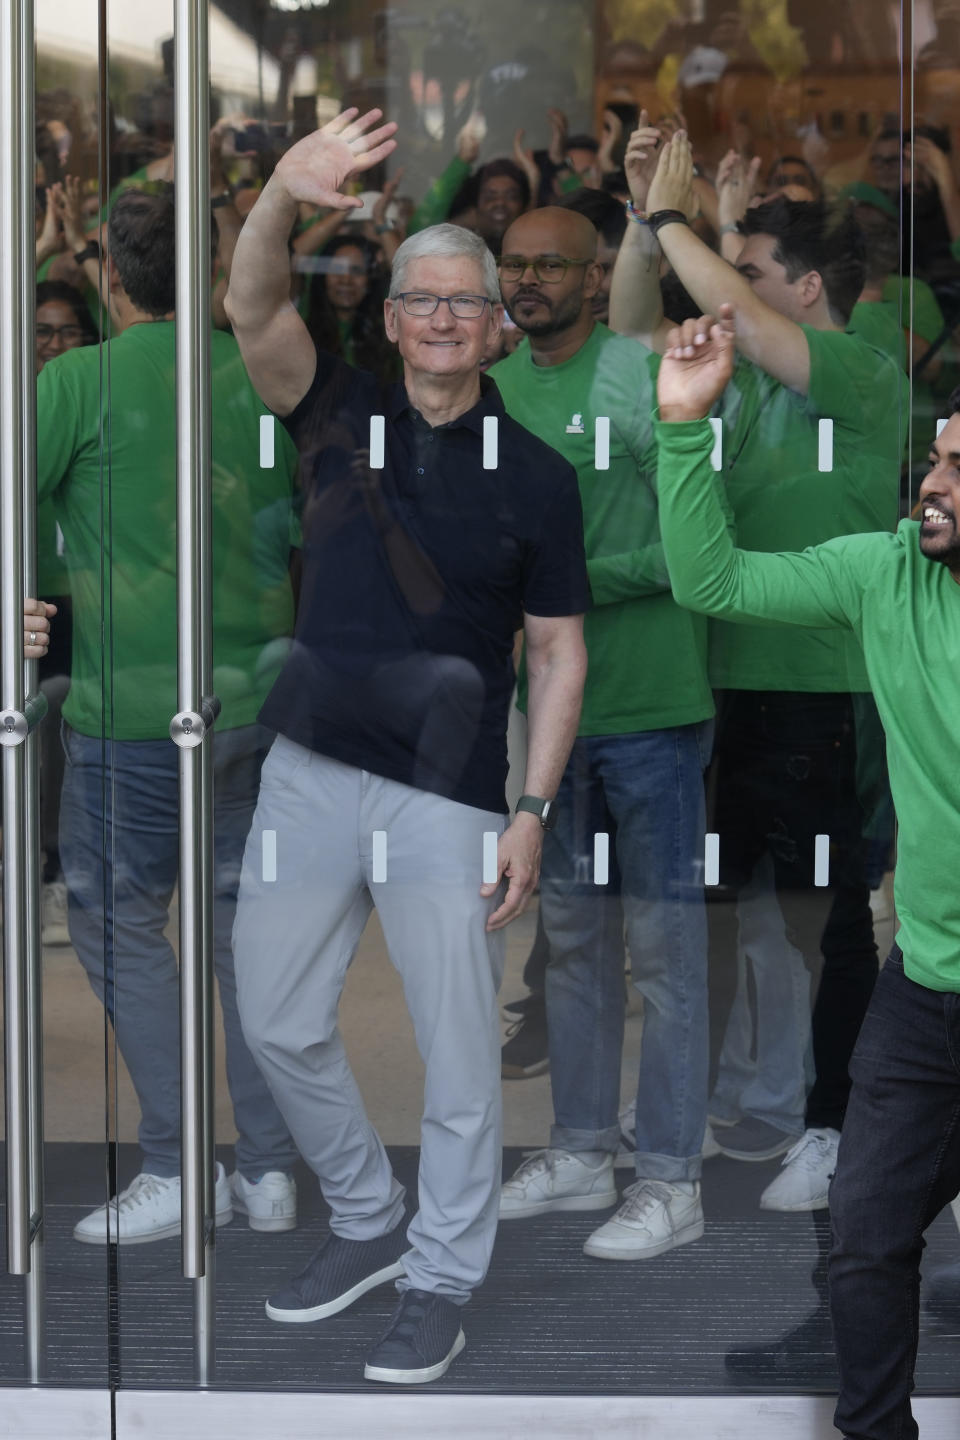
left=828, top=947, right=960, bottom=1440
left=59, top=723, right=298, bottom=1180
left=540, top=723, right=712, bottom=1183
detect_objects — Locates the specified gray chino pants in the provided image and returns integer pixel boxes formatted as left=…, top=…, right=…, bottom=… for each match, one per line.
left=233, top=738, right=507, bottom=1303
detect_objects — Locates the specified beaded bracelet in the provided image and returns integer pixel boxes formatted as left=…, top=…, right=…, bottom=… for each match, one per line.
left=625, top=201, right=649, bottom=226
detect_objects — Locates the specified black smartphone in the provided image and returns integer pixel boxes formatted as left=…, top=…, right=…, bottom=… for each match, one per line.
left=231, top=123, right=272, bottom=154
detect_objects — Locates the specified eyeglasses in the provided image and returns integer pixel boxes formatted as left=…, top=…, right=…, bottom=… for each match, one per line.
left=393, top=292, right=491, bottom=318
left=37, top=323, right=85, bottom=346
left=498, top=255, right=591, bottom=284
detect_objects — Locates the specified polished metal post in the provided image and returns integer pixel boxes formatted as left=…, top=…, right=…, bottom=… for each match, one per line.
left=172, top=0, right=216, bottom=1385
left=20, top=0, right=46, bottom=1375
left=1, top=0, right=44, bottom=1334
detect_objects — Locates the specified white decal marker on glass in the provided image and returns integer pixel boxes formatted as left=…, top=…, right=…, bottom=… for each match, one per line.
left=482, top=831, right=500, bottom=885
left=818, top=419, right=834, bottom=473
left=262, top=830, right=277, bottom=884
left=814, top=834, right=830, bottom=887
left=369, top=414, right=386, bottom=470
left=372, top=830, right=388, bottom=884
left=483, top=414, right=499, bottom=470
left=594, top=832, right=610, bottom=885
left=594, top=417, right=610, bottom=470
left=709, top=418, right=723, bottom=472
left=259, top=414, right=275, bottom=469
left=937, top=417, right=949, bottom=437
left=705, top=833, right=720, bottom=887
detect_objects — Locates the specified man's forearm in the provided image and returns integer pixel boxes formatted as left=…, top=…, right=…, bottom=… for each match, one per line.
left=226, top=176, right=299, bottom=330
left=658, top=222, right=755, bottom=331
left=523, top=641, right=586, bottom=799
left=608, top=220, right=666, bottom=345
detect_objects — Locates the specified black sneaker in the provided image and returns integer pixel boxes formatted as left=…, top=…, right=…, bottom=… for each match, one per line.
left=501, top=999, right=549, bottom=1079
left=265, top=1223, right=406, bottom=1323
left=501, top=991, right=544, bottom=1019
left=364, top=1288, right=465, bottom=1384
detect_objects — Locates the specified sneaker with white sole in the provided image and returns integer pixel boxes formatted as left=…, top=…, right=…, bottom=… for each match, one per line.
left=41, top=880, right=70, bottom=946
left=583, top=1179, right=703, bottom=1260
left=229, top=1170, right=297, bottom=1232
left=759, top=1127, right=840, bottom=1212
left=265, top=1222, right=407, bottom=1323
left=73, top=1162, right=233, bottom=1245
left=499, top=1148, right=617, bottom=1219
left=364, top=1288, right=465, bottom=1385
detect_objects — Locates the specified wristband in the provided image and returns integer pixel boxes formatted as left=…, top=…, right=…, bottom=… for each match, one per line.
left=719, top=222, right=741, bottom=237
left=625, top=201, right=649, bottom=226
left=73, top=240, right=100, bottom=265
left=647, top=209, right=689, bottom=236
left=211, top=191, right=233, bottom=209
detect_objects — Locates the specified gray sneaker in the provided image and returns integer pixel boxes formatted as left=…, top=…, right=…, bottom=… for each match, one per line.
left=265, top=1223, right=407, bottom=1323
left=716, top=1117, right=797, bottom=1162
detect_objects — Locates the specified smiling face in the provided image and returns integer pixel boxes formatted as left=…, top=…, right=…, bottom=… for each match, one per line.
left=383, top=255, right=502, bottom=382
left=918, top=414, right=960, bottom=579
left=475, top=176, right=526, bottom=246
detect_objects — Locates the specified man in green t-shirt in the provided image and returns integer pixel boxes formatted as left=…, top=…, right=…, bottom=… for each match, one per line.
left=493, top=206, right=716, bottom=1261
left=611, top=130, right=906, bottom=1211
left=38, top=188, right=302, bottom=1245
left=652, top=303, right=960, bottom=1440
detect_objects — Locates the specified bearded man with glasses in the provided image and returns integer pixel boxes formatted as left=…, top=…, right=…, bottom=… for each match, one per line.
left=492, top=204, right=748, bottom=1264
left=226, top=108, right=590, bottom=1384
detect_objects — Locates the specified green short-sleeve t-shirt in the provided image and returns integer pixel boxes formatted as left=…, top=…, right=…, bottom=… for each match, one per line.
left=37, top=323, right=299, bottom=740
left=491, top=323, right=715, bottom=734
left=709, top=325, right=906, bottom=693
left=849, top=300, right=907, bottom=370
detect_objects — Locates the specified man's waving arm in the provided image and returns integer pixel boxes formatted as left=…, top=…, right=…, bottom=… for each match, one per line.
left=225, top=107, right=397, bottom=416
left=656, top=308, right=868, bottom=628
left=646, top=135, right=812, bottom=394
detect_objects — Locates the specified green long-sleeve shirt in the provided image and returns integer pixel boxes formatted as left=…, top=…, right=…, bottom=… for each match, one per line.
left=655, top=415, right=960, bottom=994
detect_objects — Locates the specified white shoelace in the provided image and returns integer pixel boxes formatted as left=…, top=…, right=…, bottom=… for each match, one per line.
left=780, top=1130, right=836, bottom=1172
left=617, top=1179, right=676, bottom=1223
left=113, top=1173, right=177, bottom=1213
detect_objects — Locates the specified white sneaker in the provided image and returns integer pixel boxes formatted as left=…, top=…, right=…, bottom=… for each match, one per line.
left=229, top=1170, right=297, bottom=1232
left=41, top=880, right=70, bottom=946
left=760, top=1127, right=840, bottom=1212
left=73, top=1162, right=233, bottom=1244
left=499, top=1149, right=617, bottom=1219
left=583, top=1178, right=704, bottom=1261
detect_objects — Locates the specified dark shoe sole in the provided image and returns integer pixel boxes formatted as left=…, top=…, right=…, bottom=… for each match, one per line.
left=364, top=1328, right=465, bottom=1384
left=265, top=1259, right=404, bottom=1323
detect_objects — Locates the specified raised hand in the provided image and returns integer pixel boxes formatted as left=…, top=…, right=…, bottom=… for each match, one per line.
left=457, top=113, right=486, bottom=166
left=57, top=174, right=87, bottom=253
left=910, top=135, right=957, bottom=197
left=373, top=167, right=406, bottom=231
left=598, top=107, right=624, bottom=173
left=546, top=108, right=568, bottom=167
left=274, top=107, right=398, bottom=211
left=36, top=184, right=62, bottom=263
left=513, top=128, right=541, bottom=198
left=646, top=131, right=697, bottom=221
left=715, top=148, right=761, bottom=227
left=624, top=110, right=662, bottom=210
left=658, top=305, right=736, bottom=422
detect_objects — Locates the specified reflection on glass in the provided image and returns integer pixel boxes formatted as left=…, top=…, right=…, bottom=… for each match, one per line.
left=15, top=0, right=960, bottom=1417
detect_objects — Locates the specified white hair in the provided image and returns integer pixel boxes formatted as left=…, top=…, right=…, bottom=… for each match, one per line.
left=389, top=224, right=500, bottom=302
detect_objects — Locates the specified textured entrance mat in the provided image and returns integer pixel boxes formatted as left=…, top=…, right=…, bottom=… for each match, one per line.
left=0, top=1142, right=957, bottom=1394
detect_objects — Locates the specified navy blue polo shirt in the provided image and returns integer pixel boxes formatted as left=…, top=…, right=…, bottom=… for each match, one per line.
left=260, top=348, right=590, bottom=813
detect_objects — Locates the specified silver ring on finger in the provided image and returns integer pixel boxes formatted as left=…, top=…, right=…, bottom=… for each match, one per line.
left=29, top=631, right=37, bottom=644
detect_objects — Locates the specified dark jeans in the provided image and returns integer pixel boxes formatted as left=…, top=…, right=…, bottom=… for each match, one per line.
left=707, top=690, right=879, bottom=1131
left=829, top=948, right=960, bottom=1439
